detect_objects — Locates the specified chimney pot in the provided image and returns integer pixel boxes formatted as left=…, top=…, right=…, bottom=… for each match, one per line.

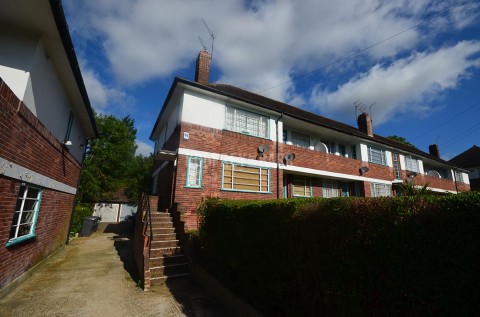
left=195, top=50, right=211, bottom=84
left=357, top=113, right=373, bottom=137
left=429, top=144, right=440, bottom=158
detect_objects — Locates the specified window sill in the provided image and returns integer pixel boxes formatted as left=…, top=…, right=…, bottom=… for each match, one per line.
left=221, top=188, right=272, bottom=194
left=6, top=234, right=36, bottom=247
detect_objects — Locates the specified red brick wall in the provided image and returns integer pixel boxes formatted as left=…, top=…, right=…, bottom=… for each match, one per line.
left=155, top=122, right=466, bottom=230
left=0, top=78, right=81, bottom=289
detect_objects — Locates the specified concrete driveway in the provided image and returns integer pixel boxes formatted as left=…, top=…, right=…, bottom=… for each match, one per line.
left=0, top=222, right=228, bottom=317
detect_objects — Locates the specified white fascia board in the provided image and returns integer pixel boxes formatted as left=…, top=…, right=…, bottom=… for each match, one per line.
left=0, top=156, right=76, bottom=194
left=178, top=148, right=393, bottom=185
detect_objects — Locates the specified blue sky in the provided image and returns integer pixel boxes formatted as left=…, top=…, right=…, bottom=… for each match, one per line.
left=64, top=0, right=480, bottom=160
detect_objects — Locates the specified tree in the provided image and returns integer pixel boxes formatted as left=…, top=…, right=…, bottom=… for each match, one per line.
left=78, top=113, right=138, bottom=202
left=387, top=135, right=417, bottom=149
left=124, top=154, right=153, bottom=203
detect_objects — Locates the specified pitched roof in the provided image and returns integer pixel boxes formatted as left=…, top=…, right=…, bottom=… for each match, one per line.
left=152, top=77, right=467, bottom=170
left=449, top=145, right=480, bottom=168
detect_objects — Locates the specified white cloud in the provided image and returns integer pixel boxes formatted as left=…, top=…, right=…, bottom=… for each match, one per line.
left=135, top=140, right=153, bottom=156
left=309, top=41, right=480, bottom=124
left=65, top=0, right=480, bottom=117
left=81, top=66, right=135, bottom=113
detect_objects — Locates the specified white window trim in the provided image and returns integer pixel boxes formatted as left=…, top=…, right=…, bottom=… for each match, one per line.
left=371, top=183, right=391, bottom=197
left=7, top=184, right=42, bottom=246
left=367, top=145, right=387, bottom=166
left=225, top=106, right=269, bottom=139
left=186, top=157, right=203, bottom=188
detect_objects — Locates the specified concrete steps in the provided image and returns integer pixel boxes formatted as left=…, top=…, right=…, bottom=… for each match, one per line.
left=147, top=212, right=190, bottom=284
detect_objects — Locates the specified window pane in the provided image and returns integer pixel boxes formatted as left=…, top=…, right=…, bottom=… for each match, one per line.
left=26, top=188, right=39, bottom=199
left=22, top=199, right=38, bottom=211
left=405, top=157, right=419, bottom=172
left=226, top=106, right=268, bottom=138
left=223, top=163, right=268, bottom=192
left=187, top=158, right=202, bottom=187
left=293, top=176, right=311, bottom=197
left=9, top=185, right=42, bottom=241
left=291, top=132, right=310, bottom=148
left=20, top=211, right=34, bottom=224
left=368, top=146, right=386, bottom=165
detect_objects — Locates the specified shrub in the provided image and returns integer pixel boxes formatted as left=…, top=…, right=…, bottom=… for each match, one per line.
left=70, top=203, right=94, bottom=235
left=196, top=192, right=480, bottom=316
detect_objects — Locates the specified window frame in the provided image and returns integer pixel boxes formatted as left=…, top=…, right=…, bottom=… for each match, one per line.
left=186, top=156, right=203, bottom=188
left=393, top=152, right=401, bottom=179
left=291, top=131, right=310, bottom=149
left=292, top=176, right=313, bottom=197
left=225, top=106, right=270, bottom=139
left=7, top=184, right=43, bottom=247
left=221, top=162, right=270, bottom=193
left=370, top=183, right=391, bottom=197
left=454, top=170, right=464, bottom=183
left=405, top=156, right=419, bottom=173
left=367, top=145, right=387, bottom=166
left=322, top=180, right=340, bottom=198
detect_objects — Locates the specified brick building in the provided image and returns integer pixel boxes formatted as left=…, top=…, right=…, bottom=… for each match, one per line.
left=0, top=0, right=97, bottom=294
left=149, top=51, right=470, bottom=231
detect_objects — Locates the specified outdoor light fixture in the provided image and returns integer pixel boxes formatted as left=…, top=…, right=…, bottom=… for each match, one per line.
left=256, top=145, right=269, bottom=159
left=408, top=171, right=417, bottom=178
left=63, top=140, right=72, bottom=146
left=359, top=166, right=369, bottom=175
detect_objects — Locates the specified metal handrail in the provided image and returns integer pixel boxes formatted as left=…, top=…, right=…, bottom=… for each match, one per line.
left=142, top=192, right=153, bottom=257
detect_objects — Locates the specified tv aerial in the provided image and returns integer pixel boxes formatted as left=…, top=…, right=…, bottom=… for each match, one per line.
left=197, top=19, right=215, bottom=61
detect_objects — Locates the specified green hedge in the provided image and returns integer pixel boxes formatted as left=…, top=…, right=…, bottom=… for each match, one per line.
left=70, top=203, right=94, bottom=235
left=196, top=192, right=480, bottom=316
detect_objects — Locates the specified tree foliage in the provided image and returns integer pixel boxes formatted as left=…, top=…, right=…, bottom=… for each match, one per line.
left=387, top=135, right=417, bottom=149
left=77, top=113, right=151, bottom=203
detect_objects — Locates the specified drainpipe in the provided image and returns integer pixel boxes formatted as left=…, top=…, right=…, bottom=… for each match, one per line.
left=275, top=112, right=283, bottom=199
left=66, top=137, right=91, bottom=245
left=453, top=170, right=459, bottom=193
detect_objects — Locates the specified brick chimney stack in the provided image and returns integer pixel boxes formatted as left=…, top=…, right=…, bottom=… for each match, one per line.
left=429, top=144, right=440, bottom=158
left=357, top=112, right=373, bottom=137
left=195, top=50, right=211, bottom=84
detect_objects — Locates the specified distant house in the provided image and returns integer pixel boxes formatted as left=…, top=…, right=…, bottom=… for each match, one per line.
left=149, top=50, right=470, bottom=231
left=0, top=0, right=97, bottom=295
left=450, top=145, right=480, bottom=191
left=93, top=188, right=136, bottom=222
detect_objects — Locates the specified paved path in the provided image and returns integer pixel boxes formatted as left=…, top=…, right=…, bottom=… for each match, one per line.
left=0, top=223, right=229, bottom=317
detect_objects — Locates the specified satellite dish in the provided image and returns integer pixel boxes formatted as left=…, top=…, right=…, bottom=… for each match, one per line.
left=315, top=142, right=328, bottom=153
left=427, top=170, right=441, bottom=178
left=258, top=145, right=269, bottom=153
left=284, top=153, right=296, bottom=161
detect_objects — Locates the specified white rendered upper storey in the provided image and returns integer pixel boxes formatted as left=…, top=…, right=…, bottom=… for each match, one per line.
left=150, top=78, right=469, bottom=192
left=0, top=0, right=97, bottom=161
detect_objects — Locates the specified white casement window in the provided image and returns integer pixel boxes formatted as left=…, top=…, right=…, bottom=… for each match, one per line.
left=7, top=184, right=42, bottom=246
left=186, top=157, right=203, bottom=188
left=371, top=183, right=391, bottom=197
left=454, top=171, right=464, bottom=183
left=222, top=163, right=269, bottom=192
left=405, top=156, right=419, bottom=173
left=338, top=144, right=347, bottom=157
left=393, top=153, right=401, bottom=179
left=225, top=106, right=269, bottom=138
left=322, top=180, right=340, bottom=198
left=292, top=176, right=312, bottom=197
left=351, top=145, right=357, bottom=159
left=368, top=146, right=387, bottom=165
left=291, top=131, right=310, bottom=148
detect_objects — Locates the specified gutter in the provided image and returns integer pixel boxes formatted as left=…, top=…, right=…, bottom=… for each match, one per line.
left=49, top=0, right=98, bottom=137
